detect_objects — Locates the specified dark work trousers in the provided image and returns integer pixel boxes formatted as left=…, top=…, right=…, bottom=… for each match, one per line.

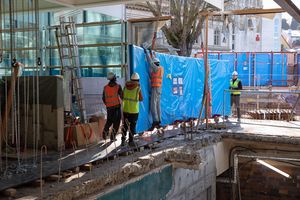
left=103, top=106, right=121, bottom=140
left=231, top=95, right=241, bottom=119
left=121, top=113, right=139, bottom=143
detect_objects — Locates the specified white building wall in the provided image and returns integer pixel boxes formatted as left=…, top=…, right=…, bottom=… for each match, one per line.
left=261, top=14, right=282, bottom=52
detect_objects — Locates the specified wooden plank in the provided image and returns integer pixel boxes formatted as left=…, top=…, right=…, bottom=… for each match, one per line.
left=127, top=16, right=172, bottom=23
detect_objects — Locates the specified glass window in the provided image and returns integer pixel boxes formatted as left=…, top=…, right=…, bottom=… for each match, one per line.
left=79, top=46, right=122, bottom=66
left=77, top=24, right=122, bottom=45
left=214, top=28, right=220, bottom=46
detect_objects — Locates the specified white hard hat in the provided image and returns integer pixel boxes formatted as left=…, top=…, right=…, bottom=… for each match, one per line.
left=153, top=57, right=160, bottom=64
left=107, top=71, right=116, bottom=80
left=232, top=71, right=238, bottom=76
left=131, top=72, right=140, bottom=81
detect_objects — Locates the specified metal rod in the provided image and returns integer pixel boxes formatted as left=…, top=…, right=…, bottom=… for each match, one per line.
left=288, top=93, right=300, bottom=122
left=270, top=52, right=273, bottom=86
left=224, top=89, right=300, bottom=94
left=205, top=14, right=209, bottom=129
left=40, top=145, right=48, bottom=199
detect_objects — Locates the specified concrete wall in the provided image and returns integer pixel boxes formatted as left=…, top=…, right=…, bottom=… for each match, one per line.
left=166, top=146, right=217, bottom=200
left=4, top=76, right=64, bottom=151
left=95, top=145, right=218, bottom=200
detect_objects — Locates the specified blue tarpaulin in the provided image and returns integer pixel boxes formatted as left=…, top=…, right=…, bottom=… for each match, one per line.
left=210, top=52, right=288, bottom=87
left=255, top=53, right=271, bottom=86
left=210, top=59, right=231, bottom=116
left=237, top=53, right=252, bottom=86
left=272, top=54, right=287, bottom=86
left=132, top=46, right=230, bottom=132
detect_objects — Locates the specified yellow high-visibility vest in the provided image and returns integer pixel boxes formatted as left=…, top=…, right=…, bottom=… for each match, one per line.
left=230, top=79, right=241, bottom=95
left=123, top=87, right=140, bottom=113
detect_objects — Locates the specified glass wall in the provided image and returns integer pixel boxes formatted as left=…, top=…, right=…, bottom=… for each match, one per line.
left=45, top=10, right=126, bottom=77
left=0, top=8, right=126, bottom=78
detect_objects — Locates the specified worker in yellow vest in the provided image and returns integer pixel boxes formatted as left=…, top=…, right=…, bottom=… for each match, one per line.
left=230, top=71, right=242, bottom=122
left=143, top=47, right=164, bottom=129
left=102, top=72, right=123, bottom=142
left=121, top=72, right=143, bottom=146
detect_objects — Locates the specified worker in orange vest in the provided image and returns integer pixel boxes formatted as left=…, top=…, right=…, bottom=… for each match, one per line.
left=102, top=72, right=123, bottom=142
left=143, top=47, right=164, bottom=129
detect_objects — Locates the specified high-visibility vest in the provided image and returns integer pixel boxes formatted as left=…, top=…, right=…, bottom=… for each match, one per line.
left=104, top=85, right=121, bottom=107
left=123, top=87, right=140, bottom=114
left=151, top=66, right=164, bottom=87
left=230, top=79, right=241, bottom=95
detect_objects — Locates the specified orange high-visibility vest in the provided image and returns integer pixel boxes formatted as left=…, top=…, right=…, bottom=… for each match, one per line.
left=151, top=66, right=164, bottom=87
left=104, top=85, right=121, bottom=107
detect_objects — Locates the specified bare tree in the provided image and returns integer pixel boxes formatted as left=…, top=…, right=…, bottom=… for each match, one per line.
left=146, top=0, right=212, bottom=56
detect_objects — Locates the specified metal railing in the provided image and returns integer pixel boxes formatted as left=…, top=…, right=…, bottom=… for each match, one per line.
left=223, top=89, right=300, bottom=122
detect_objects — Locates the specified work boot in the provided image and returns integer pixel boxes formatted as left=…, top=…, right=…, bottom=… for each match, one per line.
left=103, top=133, right=107, bottom=140
left=110, top=134, right=117, bottom=142
left=121, top=140, right=126, bottom=146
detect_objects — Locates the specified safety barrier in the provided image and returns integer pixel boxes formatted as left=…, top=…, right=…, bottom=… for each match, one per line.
left=195, top=52, right=300, bottom=87
left=223, top=89, right=300, bottom=122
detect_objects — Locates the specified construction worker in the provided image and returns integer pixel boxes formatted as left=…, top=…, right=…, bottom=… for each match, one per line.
left=121, top=72, right=143, bottom=146
left=102, top=72, right=123, bottom=142
left=230, top=71, right=242, bottom=122
left=143, top=47, right=164, bottom=129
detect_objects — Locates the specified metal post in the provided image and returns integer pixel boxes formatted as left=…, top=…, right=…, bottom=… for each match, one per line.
left=205, top=15, right=209, bottom=129
left=281, top=53, right=284, bottom=86
left=270, top=51, right=273, bottom=86
left=234, top=52, right=237, bottom=71
left=248, top=52, right=251, bottom=87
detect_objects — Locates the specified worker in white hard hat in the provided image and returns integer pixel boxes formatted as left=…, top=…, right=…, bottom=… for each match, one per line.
left=229, top=71, right=243, bottom=122
left=142, top=46, right=164, bottom=130
left=121, top=72, right=143, bottom=146
left=102, top=72, right=123, bottom=142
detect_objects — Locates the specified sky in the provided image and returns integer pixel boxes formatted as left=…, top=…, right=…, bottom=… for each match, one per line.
left=263, top=0, right=300, bottom=22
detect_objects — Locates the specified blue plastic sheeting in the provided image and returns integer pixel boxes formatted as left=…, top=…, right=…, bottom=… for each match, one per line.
left=132, top=47, right=152, bottom=132
left=157, top=55, right=204, bottom=126
left=132, top=46, right=230, bottom=132
left=220, top=54, right=235, bottom=73
left=208, top=54, right=219, bottom=60
left=254, top=54, right=271, bottom=86
left=209, top=53, right=289, bottom=87
left=210, top=59, right=231, bottom=116
left=272, top=54, right=287, bottom=86
left=237, top=53, right=252, bottom=86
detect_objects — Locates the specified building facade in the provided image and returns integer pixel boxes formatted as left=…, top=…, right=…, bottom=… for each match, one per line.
left=126, top=0, right=282, bottom=54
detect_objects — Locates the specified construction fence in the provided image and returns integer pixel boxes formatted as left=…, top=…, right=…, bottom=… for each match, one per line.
left=223, top=89, right=300, bottom=122
left=132, top=46, right=300, bottom=132
left=132, top=46, right=231, bottom=132
left=203, top=52, right=299, bottom=87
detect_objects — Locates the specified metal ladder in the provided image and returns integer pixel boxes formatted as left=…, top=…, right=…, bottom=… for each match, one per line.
left=55, top=16, right=87, bottom=123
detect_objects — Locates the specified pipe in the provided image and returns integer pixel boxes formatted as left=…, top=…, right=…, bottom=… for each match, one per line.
left=217, top=152, right=300, bottom=184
